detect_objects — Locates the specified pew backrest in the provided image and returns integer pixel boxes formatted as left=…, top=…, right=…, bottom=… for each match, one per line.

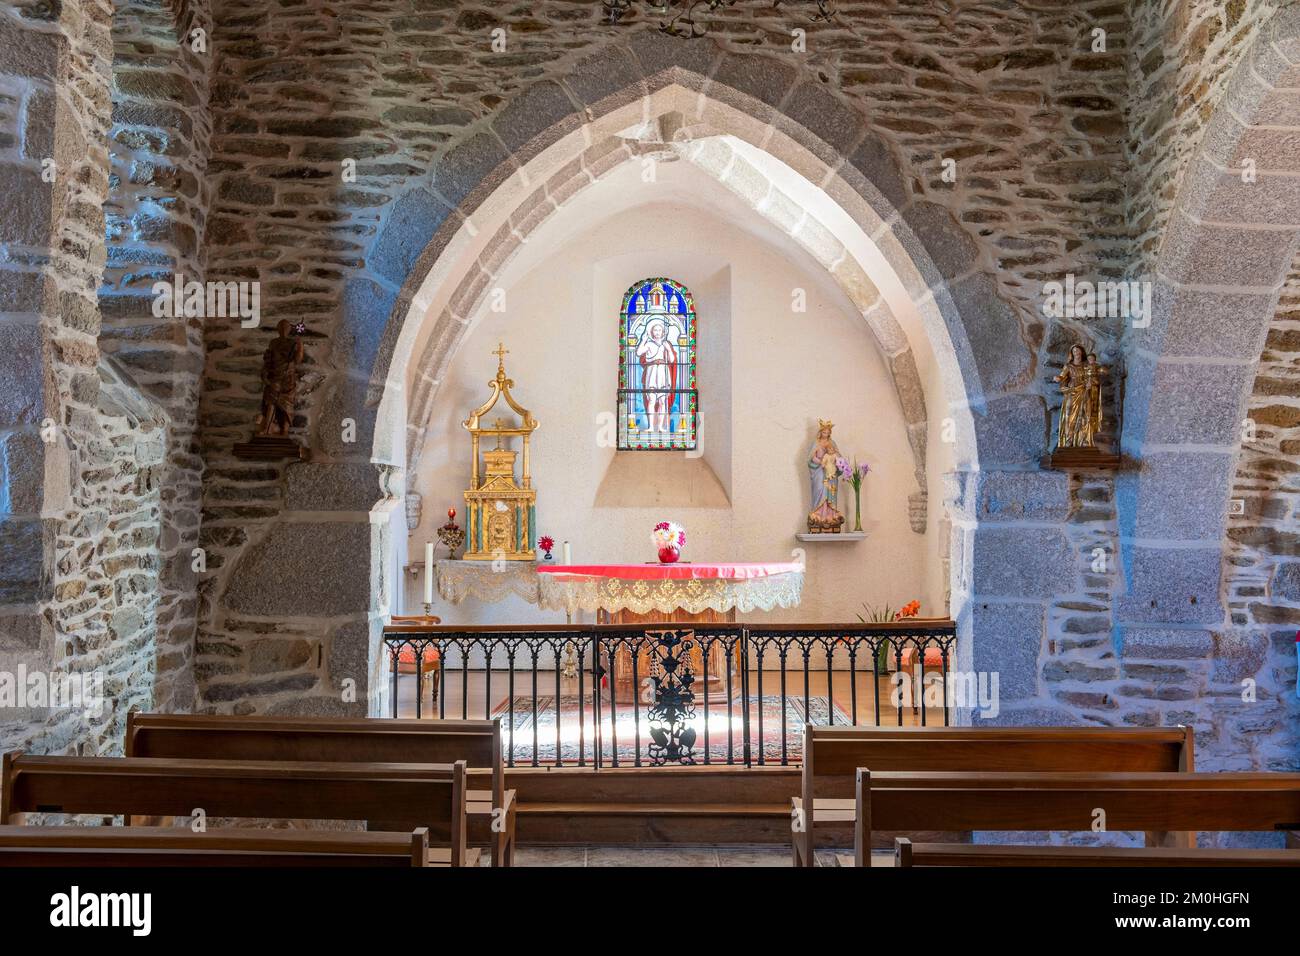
left=858, top=770, right=1300, bottom=864
left=2, top=752, right=471, bottom=864
left=804, top=725, right=1192, bottom=800
left=127, top=713, right=505, bottom=815
left=796, top=725, right=1193, bottom=864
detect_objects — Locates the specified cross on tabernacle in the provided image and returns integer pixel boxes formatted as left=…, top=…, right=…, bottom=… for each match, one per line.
left=493, top=342, right=509, bottom=367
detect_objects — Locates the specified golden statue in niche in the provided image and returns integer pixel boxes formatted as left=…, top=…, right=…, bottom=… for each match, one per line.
left=461, top=343, right=539, bottom=561
left=1081, top=351, right=1108, bottom=447
left=1049, top=344, right=1119, bottom=473
left=1054, top=344, right=1109, bottom=450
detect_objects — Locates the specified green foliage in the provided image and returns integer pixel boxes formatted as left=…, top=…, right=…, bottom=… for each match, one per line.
left=857, top=603, right=894, bottom=670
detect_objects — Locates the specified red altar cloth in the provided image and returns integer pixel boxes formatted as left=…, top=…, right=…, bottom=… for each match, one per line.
left=535, top=561, right=802, bottom=580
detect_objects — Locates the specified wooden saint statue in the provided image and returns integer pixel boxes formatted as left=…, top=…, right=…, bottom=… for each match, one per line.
left=234, top=319, right=310, bottom=461
left=258, top=319, right=305, bottom=437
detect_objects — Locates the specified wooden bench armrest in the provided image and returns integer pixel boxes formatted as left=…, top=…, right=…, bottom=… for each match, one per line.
left=468, top=788, right=515, bottom=811
left=428, top=846, right=480, bottom=867
left=792, top=796, right=857, bottom=823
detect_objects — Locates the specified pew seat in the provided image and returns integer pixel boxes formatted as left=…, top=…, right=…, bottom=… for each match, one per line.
left=893, top=838, right=1300, bottom=867
left=0, top=825, right=466, bottom=867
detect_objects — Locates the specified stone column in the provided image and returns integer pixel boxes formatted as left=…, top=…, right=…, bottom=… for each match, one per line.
left=946, top=469, right=1079, bottom=725
left=197, top=256, right=401, bottom=718
left=0, top=0, right=129, bottom=753
left=98, top=0, right=214, bottom=714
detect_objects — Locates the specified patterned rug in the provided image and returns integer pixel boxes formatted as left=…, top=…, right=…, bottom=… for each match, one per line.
left=490, top=694, right=850, bottom=764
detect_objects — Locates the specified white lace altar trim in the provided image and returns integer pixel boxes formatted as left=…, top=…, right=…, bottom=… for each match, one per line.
left=536, top=570, right=805, bottom=616
left=435, top=560, right=804, bottom=615
left=435, top=559, right=542, bottom=605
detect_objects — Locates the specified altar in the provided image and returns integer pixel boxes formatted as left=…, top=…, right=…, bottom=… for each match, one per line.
left=432, top=559, right=804, bottom=703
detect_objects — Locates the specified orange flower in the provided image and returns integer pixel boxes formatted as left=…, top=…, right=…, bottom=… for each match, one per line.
left=895, top=600, right=921, bottom=619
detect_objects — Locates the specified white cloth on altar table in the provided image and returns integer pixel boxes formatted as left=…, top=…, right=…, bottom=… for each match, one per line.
left=536, top=561, right=804, bottom=616
left=435, top=559, right=542, bottom=605
left=434, top=559, right=804, bottom=616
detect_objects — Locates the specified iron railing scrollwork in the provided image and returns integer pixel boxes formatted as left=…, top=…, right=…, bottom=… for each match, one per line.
left=383, top=621, right=956, bottom=768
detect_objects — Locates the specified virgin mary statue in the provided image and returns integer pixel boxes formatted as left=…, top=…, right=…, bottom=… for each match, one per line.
left=807, top=419, right=845, bottom=533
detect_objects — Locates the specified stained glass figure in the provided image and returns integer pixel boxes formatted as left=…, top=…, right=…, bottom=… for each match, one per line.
left=617, top=277, right=698, bottom=450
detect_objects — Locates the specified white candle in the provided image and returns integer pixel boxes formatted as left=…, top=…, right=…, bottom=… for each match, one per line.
left=424, top=541, right=434, bottom=606
left=563, top=540, right=572, bottom=565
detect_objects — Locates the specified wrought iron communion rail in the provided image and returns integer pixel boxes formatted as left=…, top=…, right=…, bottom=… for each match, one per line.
left=382, top=621, right=957, bottom=768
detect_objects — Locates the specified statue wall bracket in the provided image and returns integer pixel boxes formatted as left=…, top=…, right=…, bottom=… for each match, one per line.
left=234, top=435, right=311, bottom=461
left=1044, top=447, right=1121, bottom=472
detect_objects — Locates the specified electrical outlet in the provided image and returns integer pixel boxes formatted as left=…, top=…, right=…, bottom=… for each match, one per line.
left=1228, top=498, right=1246, bottom=516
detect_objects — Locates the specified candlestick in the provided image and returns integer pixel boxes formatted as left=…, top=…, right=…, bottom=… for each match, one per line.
left=424, top=541, right=434, bottom=605
left=563, top=540, right=571, bottom=565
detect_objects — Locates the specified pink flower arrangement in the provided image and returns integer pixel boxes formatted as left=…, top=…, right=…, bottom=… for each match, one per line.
left=836, top=458, right=871, bottom=482
left=652, top=521, right=686, bottom=549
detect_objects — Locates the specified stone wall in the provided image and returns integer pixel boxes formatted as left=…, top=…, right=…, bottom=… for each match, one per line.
left=1113, top=1, right=1299, bottom=788
left=1125, top=0, right=1286, bottom=277
left=0, top=0, right=1294, bottom=802
left=98, top=0, right=213, bottom=713
left=1225, top=252, right=1300, bottom=772
left=0, top=0, right=167, bottom=756
left=194, top=0, right=1136, bottom=716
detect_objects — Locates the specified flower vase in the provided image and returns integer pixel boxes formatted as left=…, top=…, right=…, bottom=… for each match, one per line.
left=658, top=545, right=681, bottom=564
left=853, top=488, right=863, bottom=532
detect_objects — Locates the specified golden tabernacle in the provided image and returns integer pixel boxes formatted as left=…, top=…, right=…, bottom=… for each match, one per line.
left=462, top=343, right=538, bottom=561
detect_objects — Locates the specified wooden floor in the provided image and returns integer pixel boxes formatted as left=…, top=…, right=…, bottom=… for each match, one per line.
left=394, top=669, right=948, bottom=730
left=388, top=671, right=949, bottom=843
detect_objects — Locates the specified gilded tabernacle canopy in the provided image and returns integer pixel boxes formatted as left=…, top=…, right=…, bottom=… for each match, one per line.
left=461, top=343, right=538, bottom=561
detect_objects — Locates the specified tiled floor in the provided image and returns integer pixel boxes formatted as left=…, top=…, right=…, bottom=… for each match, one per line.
left=503, top=845, right=885, bottom=867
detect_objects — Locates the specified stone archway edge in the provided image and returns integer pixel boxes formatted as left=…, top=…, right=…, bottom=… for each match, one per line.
left=359, top=30, right=1043, bottom=485
left=398, top=124, right=934, bottom=501
left=1118, top=6, right=1300, bottom=630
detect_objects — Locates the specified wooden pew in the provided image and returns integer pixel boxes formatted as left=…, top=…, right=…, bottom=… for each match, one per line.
left=857, top=770, right=1300, bottom=867
left=792, top=725, right=1193, bottom=867
left=2, top=752, right=477, bottom=866
left=894, top=837, right=1300, bottom=867
left=0, top=825, right=433, bottom=867
left=125, top=713, right=515, bottom=867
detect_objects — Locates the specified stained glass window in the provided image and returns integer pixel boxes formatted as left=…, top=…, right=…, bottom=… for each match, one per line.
left=618, top=277, right=698, bottom=451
